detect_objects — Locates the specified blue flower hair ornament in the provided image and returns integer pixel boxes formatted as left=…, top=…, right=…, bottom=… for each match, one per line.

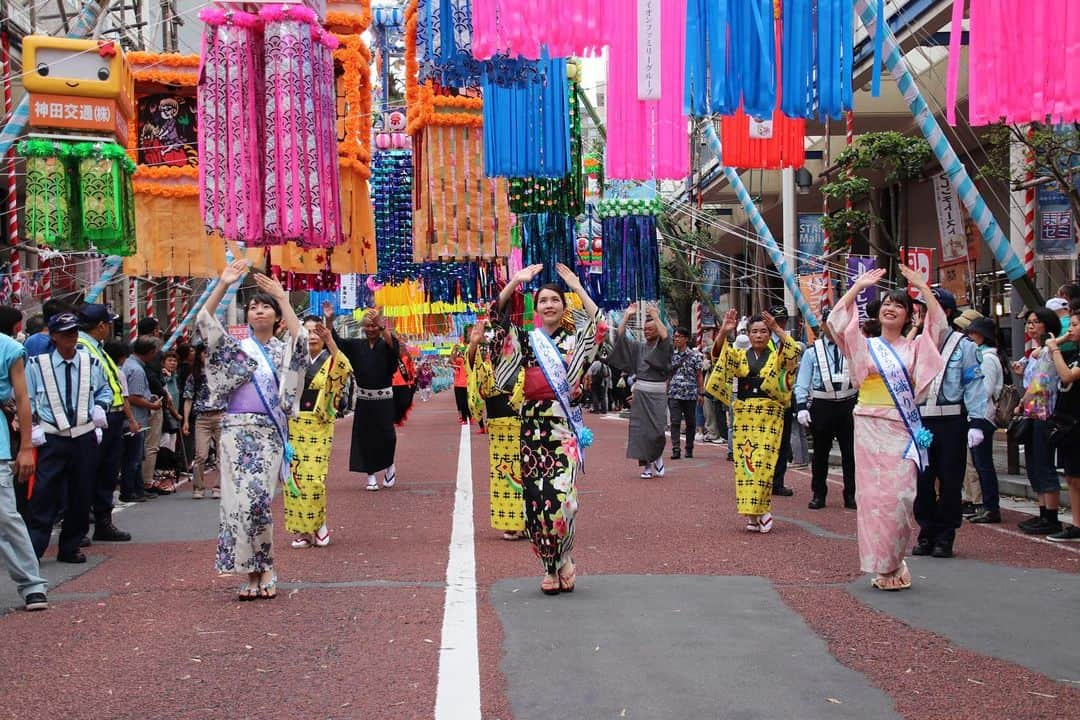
left=578, top=426, right=594, bottom=448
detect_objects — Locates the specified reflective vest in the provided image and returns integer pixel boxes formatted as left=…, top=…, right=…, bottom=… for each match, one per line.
left=78, top=335, right=124, bottom=410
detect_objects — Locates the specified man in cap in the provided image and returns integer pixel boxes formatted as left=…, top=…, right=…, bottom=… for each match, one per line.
left=964, top=317, right=1003, bottom=524
left=78, top=304, right=133, bottom=542
left=24, top=313, right=113, bottom=562
left=794, top=308, right=857, bottom=510
left=912, top=288, right=987, bottom=558
left=769, top=305, right=795, bottom=496
left=1046, top=297, right=1071, bottom=335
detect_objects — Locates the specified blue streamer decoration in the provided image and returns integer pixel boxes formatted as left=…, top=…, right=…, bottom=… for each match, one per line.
left=518, top=213, right=577, bottom=289
left=601, top=215, right=660, bottom=310
left=870, top=0, right=885, bottom=97
left=481, top=55, right=571, bottom=178
left=372, top=149, right=416, bottom=283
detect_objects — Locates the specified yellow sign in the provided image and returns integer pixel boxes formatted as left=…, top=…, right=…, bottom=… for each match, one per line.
left=22, top=36, right=133, bottom=119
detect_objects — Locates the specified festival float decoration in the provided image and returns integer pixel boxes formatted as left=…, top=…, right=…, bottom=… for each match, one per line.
left=372, top=146, right=416, bottom=283
left=604, top=0, right=688, bottom=179
left=468, top=0, right=604, bottom=60
left=597, top=197, right=662, bottom=309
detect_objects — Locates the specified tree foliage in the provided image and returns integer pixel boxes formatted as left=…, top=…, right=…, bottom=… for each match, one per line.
left=980, top=123, right=1080, bottom=228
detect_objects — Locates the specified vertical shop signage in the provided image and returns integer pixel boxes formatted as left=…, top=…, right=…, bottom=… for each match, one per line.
left=797, top=213, right=825, bottom=275
left=846, top=255, right=878, bottom=320
left=1036, top=184, right=1076, bottom=259
left=637, top=0, right=661, bottom=99
left=932, top=172, right=968, bottom=264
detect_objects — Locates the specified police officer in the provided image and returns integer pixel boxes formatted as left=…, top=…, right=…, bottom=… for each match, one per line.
left=25, top=313, right=113, bottom=562
left=912, top=289, right=987, bottom=559
left=78, top=304, right=133, bottom=543
left=794, top=309, right=857, bottom=510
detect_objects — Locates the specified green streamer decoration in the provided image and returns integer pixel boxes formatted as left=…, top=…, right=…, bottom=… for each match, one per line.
left=19, top=139, right=80, bottom=249
left=70, top=142, right=137, bottom=255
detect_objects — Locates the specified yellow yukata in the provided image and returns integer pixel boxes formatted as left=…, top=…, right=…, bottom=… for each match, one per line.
left=285, top=349, right=353, bottom=535
left=706, top=336, right=799, bottom=516
left=469, top=351, right=525, bottom=533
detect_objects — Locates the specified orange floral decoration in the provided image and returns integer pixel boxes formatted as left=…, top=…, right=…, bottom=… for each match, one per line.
left=124, top=52, right=200, bottom=192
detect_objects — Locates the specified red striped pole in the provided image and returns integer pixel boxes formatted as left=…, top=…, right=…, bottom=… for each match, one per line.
left=39, top=259, right=50, bottom=300
left=2, top=29, right=16, bottom=304
left=1023, top=127, right=1036, bottom=278
left=129, top=276, right=138, bottom=341
left=168, top=278, right=178, bottom=335
left=145, top=279, right=153, bottom=325
left=844, top=111, right=854, bottom=213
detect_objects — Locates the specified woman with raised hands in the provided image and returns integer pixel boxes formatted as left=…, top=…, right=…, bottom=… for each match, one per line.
left=490, top=263, right=606, bottom=595
left=827, top=265, right=946, bottom=591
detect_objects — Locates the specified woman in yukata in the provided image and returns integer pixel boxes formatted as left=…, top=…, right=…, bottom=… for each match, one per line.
left=827, top=266, right=945, bottom=591
left=491, top=263, right=605, bottom=595
left=199, top=259, right=308, bottom=601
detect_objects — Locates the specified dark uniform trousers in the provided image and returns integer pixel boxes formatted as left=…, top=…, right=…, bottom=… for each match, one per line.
left=914, top=414, right=968, bottom=545
left=27, top=432, right=100, bottom=558
left=93, top=412, right=126, bottom=517
left=809, top=398, right=856, bottom=499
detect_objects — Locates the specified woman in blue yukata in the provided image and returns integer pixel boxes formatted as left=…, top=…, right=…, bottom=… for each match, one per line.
left=198, top=259, right=308, bottom=601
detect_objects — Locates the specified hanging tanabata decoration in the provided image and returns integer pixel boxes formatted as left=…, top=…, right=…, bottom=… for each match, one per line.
left=20, top=140, right=77, bottom=249
left=517, top=213, right=577, bottom=288
left=372, top=147, right=416, bottom=282
left=605, top=0, right=688, bottom=179
left=780, top=0, right=854, bottom=120
left=468, top=0, right=604, bottom=60
left=720, top=105, right=805, bottom=169
left=947, top=0, right=1080, bottom=126
left=198, top=4, right=345, bottom=247
left=71, top=141, right=136, bottom=255
left=598, top=197, right=662, bottom=309
left=508, top=67, right=584, bottom=216
left=481, top=56, right=571, bottom=178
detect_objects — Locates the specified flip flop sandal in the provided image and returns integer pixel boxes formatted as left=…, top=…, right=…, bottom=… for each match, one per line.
left=640, top=469, right=654, bottom=479
left=541, top=575, right=561, bottom=595
left=314, top=526, right=331, bottom=547
left=745, top=520, right=760, bottom=532
left=558, top=565, right=576, bottom=593
left=291, top=536, right=313, bottom=549
left=257, top=576, right=278, bottom=600
left=237, top=584, right=258, bottom=602
left=758, top=513, right=774, bottom=534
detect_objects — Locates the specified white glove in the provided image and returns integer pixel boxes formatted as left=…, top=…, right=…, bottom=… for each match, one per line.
left=797, top=410, right=811, bottom=428
left=91, top=405, right=108, bottom=429
left=30, top=425, right=46, bottom=447
left=967, top=428, right=985, bottom=448
left=94, top=427, right=103, bottom=444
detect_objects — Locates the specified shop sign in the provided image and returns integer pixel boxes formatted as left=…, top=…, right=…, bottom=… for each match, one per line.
left=939, top=263, right=971, bottom=307
left=798, top=274, right=830, bottom=321
left=28, top=93, right=128, bottom=145
left=900, top=247, right=934, bottom=302
left=846, top=255, right=878, bottom=320
left=636, top=0, right=661, bottom=99
left=1036, top=184, right=1076, bottom=259
left=932, top=172, right=968, bottom=264
left=797, top=213, right=825, bottom=275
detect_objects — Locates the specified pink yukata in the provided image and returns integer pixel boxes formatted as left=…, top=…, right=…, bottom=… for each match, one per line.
left=827, top=297, right=945, bottom=575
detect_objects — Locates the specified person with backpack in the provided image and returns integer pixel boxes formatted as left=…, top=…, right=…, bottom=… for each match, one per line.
left=587, top=359, right=609, bottom=414
left=964, top=318, right=1004, bottom=524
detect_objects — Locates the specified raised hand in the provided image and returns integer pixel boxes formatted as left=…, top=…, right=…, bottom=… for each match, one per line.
left=762, top=311, right=781, bottom=335
left=897, top=264, right=927, bottom=292
left=854, top=267, right=887, bottom=291
left=321, top=300, right=335, bottom=321
left=513, top=264, right=544, bottom=285
left=254, top=272, right=288, bottom=301
left=720, top=308, right=738, bottom=335
left=624, top=303, right=639, bottom=318
left=221, top=258, right=249, bottom=285
left=555, top=262, right=581, bottom=291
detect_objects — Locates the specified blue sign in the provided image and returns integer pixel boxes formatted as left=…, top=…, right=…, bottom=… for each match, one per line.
left=798, top=213, right=825, bottom=275
left=1036, top=184, right=1076, bottom=259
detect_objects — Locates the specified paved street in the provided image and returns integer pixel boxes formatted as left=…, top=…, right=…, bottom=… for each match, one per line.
left=1, top=391, right=1078, bottom=720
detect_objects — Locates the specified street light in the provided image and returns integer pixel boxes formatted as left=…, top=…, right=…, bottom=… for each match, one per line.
left=794, top=167, right=813, bottom=195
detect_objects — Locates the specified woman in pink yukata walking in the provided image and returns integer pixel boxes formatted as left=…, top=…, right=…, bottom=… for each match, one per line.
left=827, top=266, right=945, bottom=591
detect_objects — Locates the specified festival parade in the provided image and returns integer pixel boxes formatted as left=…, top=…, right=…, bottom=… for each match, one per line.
left=0, top=0, right=1078, bottom=718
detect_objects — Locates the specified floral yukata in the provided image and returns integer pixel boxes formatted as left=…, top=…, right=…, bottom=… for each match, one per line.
left=196, top=311, right=307, bottom=574
left=284, top=348, right=352, bottom=535
left=493, top=309, right=604, bottom=574
left=828, top=297, right=945, bottom=575
left=706, top=336, right=799, bottom=517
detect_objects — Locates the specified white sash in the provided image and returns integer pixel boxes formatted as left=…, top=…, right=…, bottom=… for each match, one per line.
left=241, top=336, right=298, bottom=494
left=35, top=352, right=92, bottom=434
left=866, top=337, right=932, bottom=471
left=528, top=328, right=592, bottom=466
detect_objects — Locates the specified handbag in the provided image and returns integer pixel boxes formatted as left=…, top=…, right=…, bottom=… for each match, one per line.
left=1007, top=415, right=1032, bottom=443
left=994, top=384, right=1022, bottom=429
left=1048, top=411, right=1079, bottom=447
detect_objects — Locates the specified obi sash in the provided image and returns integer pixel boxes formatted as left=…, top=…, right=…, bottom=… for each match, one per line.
left=866, top=336, right=932, bottom=471
left=527, top=328, right=592, bottom=465
left=240, top=336, right=299, bottom=496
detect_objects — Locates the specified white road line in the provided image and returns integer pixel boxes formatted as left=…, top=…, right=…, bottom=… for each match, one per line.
left=434, top=424, right=482, bottom=719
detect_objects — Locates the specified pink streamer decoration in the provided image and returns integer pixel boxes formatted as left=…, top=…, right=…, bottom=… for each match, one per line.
left=948, top=0, right=1080, bottom=126
left=604, top=0, right=688, bottom=180
left=470, top=0, right=607, bottom=60
left=197, top=5, right=342, bottom=247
